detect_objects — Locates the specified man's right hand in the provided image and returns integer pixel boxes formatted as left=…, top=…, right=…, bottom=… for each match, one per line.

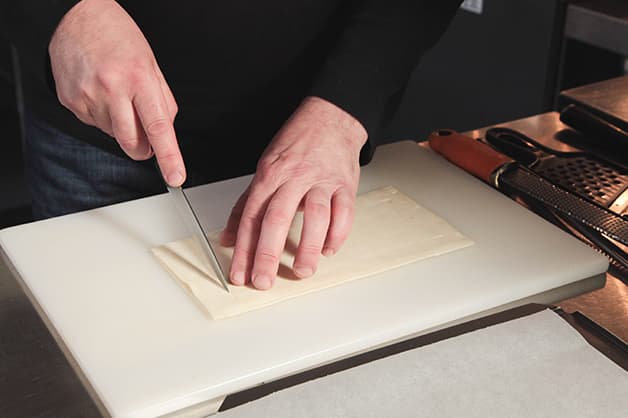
left=48, top=0, right=185, bottom=187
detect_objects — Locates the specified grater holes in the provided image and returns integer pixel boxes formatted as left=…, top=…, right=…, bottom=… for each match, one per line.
left=535, top=156, right=627, bottom=209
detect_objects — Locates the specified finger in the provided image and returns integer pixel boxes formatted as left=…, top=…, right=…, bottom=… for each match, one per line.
left=229, top=185, right=271, bottom=287
left=73, top=109, right=97, bottom=130
left=154, top=64, right=178, bottom=122
left=220, top=186, right=250, bottom=248
left=60, top=94, right=96, bottom=128
left=86, top=103, right=114, bottom=137
left=323, top=189, right=355, bottom=256
left=133, top=109, right=153, bottom=158
left=76, top=83, right=114, bottom=136
left=132, top=78, right=185, bottom=186
left=293, top=187, right=331, bottom=278
left=251, top=184, right=304, bottom=290
left=110, top=97, right=152, bottom=160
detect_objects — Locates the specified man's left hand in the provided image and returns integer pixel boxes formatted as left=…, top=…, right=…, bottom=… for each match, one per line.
left=220, top=96, right=368, bottom=290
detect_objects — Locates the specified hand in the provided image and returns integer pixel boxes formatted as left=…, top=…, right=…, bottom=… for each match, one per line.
left=48, top=0, right=185, bottom=186
left=220, top=96, right=368, bottom=290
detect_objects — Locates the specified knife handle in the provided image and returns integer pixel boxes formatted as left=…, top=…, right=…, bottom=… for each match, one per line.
left=428, top=129, right=514, bottom=184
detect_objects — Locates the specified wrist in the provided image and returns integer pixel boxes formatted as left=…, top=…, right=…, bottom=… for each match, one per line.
left=302, top=96, right=368, bottom=150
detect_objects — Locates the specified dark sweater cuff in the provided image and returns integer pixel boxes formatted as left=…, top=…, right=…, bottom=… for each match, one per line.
left=308, top=0, right=463, bottom=149
left=309, top=68, right=396, bottom=165
left=309, top=65, right=397, bottom=145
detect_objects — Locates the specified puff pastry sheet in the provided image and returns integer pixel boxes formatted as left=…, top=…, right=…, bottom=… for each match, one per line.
left=151, top=186, right=473, bottom=319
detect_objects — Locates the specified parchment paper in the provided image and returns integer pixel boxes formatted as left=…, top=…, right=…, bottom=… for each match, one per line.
left=217, top=309, right=628, bottom=417
left=151, top=186, right=473, bottom=319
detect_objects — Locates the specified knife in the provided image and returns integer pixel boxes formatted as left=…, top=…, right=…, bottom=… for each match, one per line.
left=167, top=185, right=230, bottom=293
left=427, top=129, right=628, bottom=247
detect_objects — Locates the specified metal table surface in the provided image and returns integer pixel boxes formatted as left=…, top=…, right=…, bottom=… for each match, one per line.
left=465, top=111, right=627, bottom=345
left=558, top=75, right=628, bottom=133
left=564, top=0, right=628, bottom=57
left=2, top=113, right=627, bottom=417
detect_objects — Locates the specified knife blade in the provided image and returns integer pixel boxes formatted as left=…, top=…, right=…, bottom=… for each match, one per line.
left=167, top=185, right=230, bottom=293
left=427, top=129, right=628, bottom=247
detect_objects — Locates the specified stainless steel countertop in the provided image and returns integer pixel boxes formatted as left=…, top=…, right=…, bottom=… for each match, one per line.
left=465, top=111, right=627, bottom=344
left=565, top=0, right=628, bottom=57
left=559, top=75, right=628, bottom=132
left=2, top=111, right=627, bottom=417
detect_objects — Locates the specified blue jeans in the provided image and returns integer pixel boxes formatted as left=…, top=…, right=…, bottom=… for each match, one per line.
left=23, top=112, right=165, bottom=220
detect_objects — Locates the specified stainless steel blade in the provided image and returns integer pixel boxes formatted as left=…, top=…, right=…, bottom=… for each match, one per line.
left=167, top=186, right=230, bottom=293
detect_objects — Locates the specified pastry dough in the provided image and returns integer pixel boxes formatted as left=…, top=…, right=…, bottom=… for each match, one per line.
left=151, top=186, right=473, bottom=319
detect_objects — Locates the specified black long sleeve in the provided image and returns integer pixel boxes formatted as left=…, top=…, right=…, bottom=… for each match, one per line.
left=3, top=0, right=462, bottom=181
left=310, top=0, right=462, bottom=146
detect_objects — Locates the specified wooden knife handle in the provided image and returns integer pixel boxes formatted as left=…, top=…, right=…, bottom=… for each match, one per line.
left=427, top=129, right=514, bottom=184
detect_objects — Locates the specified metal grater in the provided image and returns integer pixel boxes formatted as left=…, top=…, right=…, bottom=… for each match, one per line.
left=482, top=126, right=628, bottom=217
left=498, top=167, right=628, bottom=246
left=534, top=156, right=627, bottom=212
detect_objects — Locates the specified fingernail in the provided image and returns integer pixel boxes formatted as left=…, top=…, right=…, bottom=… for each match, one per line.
left=231, top=271, right=245, bottom=286
left=253, top=274, right=272, bottom=290
left=168, top=171, right=184, bottom=187
left=294, top=266, right=313, bottom=278
left=322, top=247, right=335, bottom=257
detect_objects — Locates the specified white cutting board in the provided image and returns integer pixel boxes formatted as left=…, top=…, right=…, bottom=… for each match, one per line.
left=0, top=141, right=608, bottom=418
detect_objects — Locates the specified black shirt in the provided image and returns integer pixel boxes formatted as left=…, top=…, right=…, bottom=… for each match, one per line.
left=2, top=0, right=461, bottom=183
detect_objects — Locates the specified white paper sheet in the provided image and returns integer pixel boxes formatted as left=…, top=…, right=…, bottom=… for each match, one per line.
left=217, top=309, right=628, bottom=417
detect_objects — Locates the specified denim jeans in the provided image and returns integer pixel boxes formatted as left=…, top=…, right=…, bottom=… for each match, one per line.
left=23, top=112, right=165, bottom=220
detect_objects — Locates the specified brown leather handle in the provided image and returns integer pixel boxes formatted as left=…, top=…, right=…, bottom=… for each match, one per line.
left=427, top=129, right=514, bottom=184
